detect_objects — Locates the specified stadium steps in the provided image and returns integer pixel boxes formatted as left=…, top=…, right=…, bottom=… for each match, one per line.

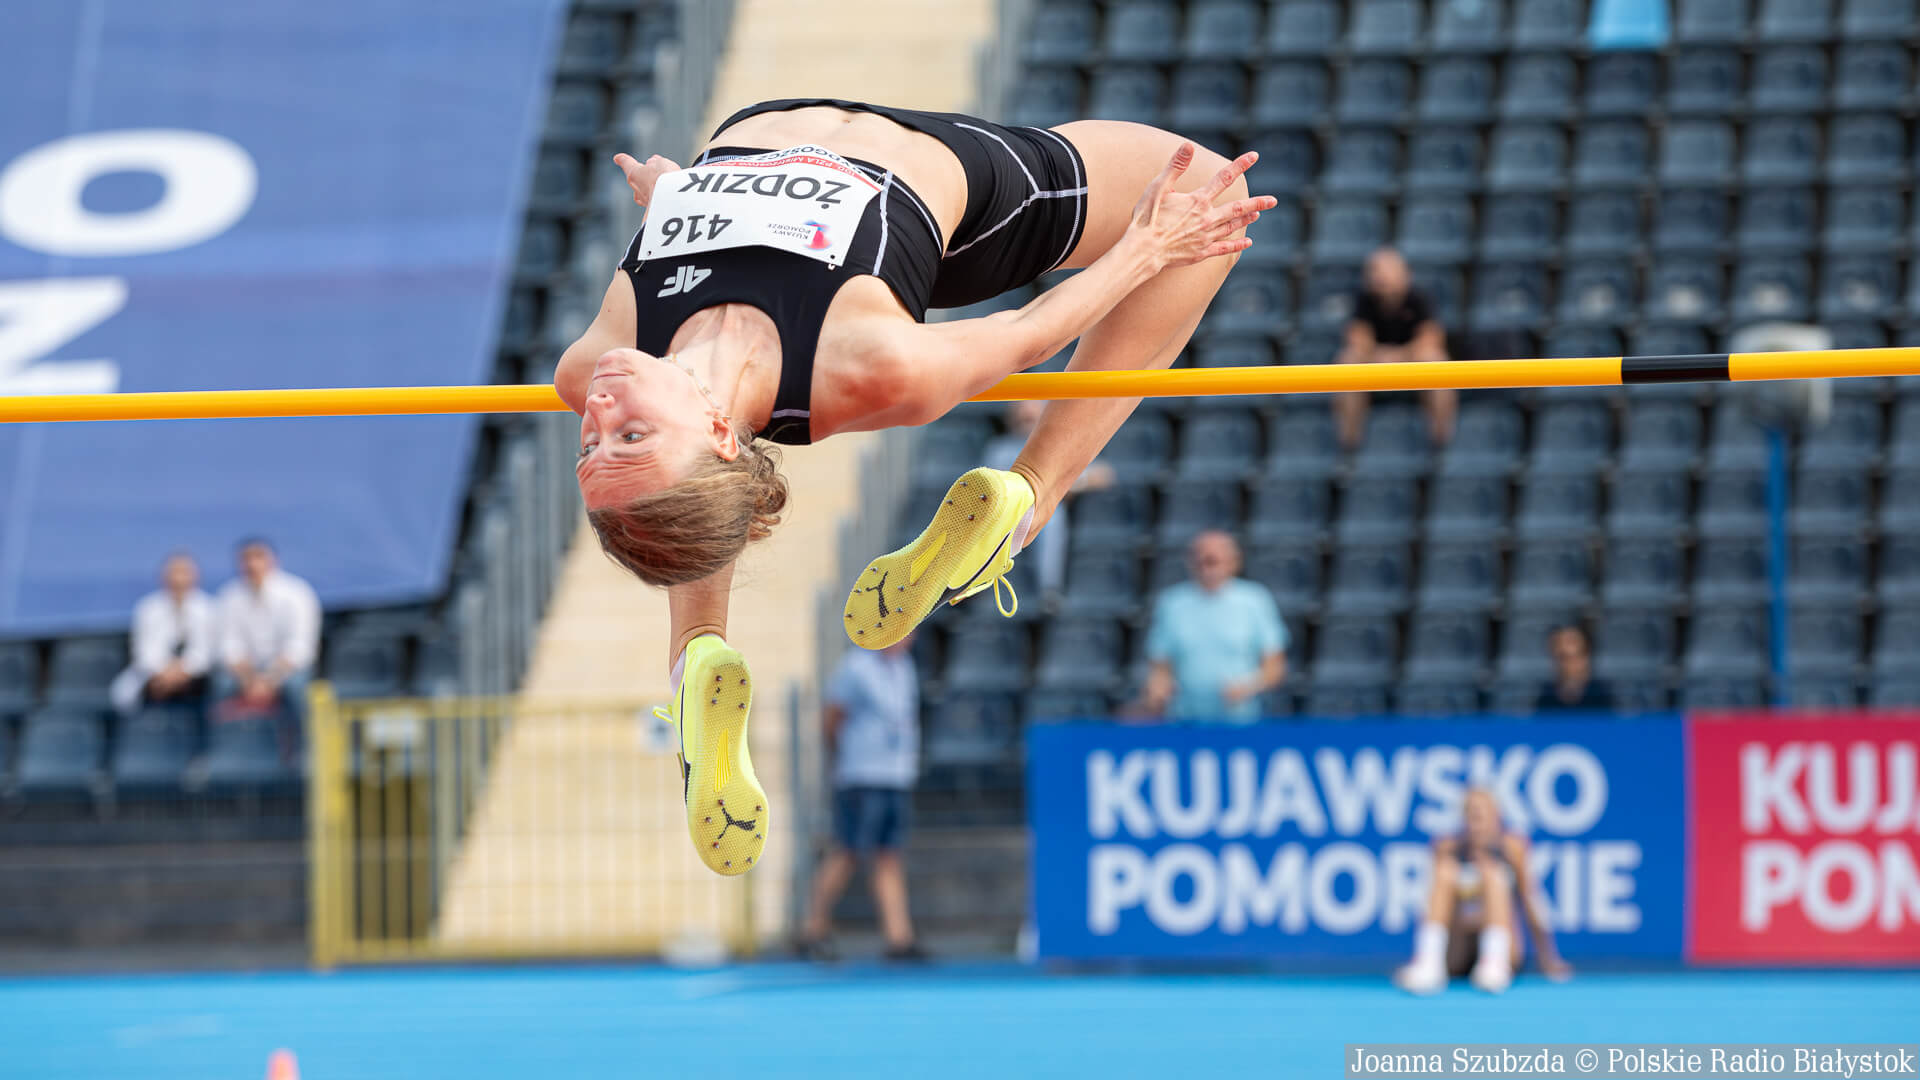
left=0, top=841, right=303, bottom=947
left=829, top=826, right=1029, bottom=940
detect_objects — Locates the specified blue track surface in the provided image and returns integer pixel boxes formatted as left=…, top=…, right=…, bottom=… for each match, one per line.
left=2, top=966, right=1914, bottom=1079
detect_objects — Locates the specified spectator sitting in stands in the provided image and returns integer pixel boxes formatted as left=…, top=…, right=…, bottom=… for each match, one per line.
left=1333, top=247, right=1455, bottom=451
left=799, top=635, right=927, bottom=962
left=109, top=552, right=215, bottom=717
left=982, top=399, right=1113, bottom=606
left=213, top=538, right=321, bottom=725
left=1133, top=530, right=1288, bottom=723
left=1536, top=624, right=1612, bottom=714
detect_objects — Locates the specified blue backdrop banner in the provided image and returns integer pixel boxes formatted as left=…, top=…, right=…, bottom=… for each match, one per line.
left=0, top=0, right=566, bottom=634
left=1028, top=719, right=1687, bottom=961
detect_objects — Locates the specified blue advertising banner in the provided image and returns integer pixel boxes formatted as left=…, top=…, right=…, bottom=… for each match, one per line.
left=0, top=0, right=566, bottom=634
left=1028, top=718, right=1687, bottom=961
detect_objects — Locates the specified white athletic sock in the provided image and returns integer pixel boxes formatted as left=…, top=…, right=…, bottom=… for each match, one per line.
left=669, top=648, right=688, bottom=693
left=1413, top=921, right=1448, bottom=968
left=1478, top=925, right=1512, bottom=972
left=1009, top=504, right=1036, bottom=555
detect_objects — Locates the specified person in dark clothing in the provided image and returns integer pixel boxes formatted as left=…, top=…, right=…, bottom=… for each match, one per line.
left=1333, top=247, right=1454, bottom=450
left=1536, top=624, right=1613, bottom=713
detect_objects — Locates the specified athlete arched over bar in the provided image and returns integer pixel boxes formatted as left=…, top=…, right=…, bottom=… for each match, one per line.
left=558, top=100, right=1275, bottom=875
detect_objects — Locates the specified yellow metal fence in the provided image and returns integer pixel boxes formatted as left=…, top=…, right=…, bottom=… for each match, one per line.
left=307, top=684, right=754, bottom=967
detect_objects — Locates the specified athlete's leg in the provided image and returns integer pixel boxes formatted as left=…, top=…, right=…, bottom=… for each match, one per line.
left=667, top=564, right=733, bottom=673
left=1005, top=121, right=1250, bottom=537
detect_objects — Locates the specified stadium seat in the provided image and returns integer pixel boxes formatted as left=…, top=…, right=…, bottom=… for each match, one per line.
left=1416, top=544, right=1503, bottom=612
left=1743, top=117, right=1821, bottom=185
left=1839, top=0, right=1915, bottom=38
left=1025, top=690, right=1114, bottom=724
left=1697, top=467, right=1770, bottom=536
left=1245, top=544, right=1324, bottom=615
left=1790, top=677, right=1859, bottom=708
left=1870, top=678, right=1920, bottom=707
left=1337, top=474, right=1421, bottom=542
left=1026, top=0, right=1099, bottom=63
left=1500, top=54, right=1577, bottom=121
left=912, top=418, right=992, bottom=489
left=1548, top=326, right=1629, bottom=363
left=556, top=14, right=623, bottom=75
left=1825, top=322, right=1888, bottom=353
left=1826, top=115, right=1906, bottom=184
left=1731, top=257, right=1814, bottom=323
left=0, top=642, right=33, bottom=716
left=1555, top=262, right=1635, bottom=326
left=1601, top=539, right=1687, bottom=609
left=1349, top=0, right=1423, bottom=51
left=1565, top=193, right=1643, bottom=256
left=14, top=708, right=103, bottom=797
left=1033, top=619, right=1125, bottom=692
left=1606, top=467, right=1692, bottom=540
left=1788, top=605, right=1864, bottom=675
left=1507, top=541, right=1594, bottom=611
left=1156, top=480, right=1243, bottom=548
left=1486, top=126, right=1566, bottom=191
left=1676, top=0, right=1751, bottom=41
left=1170, top=64, right=1248, bottom=132
left=1689, top=609, right=1772, bottom=679
left=1312, top=616, right=1401, bottom=683
left=1008, top=70, right=1084, bottom=129
left=1061, top=549, right=1145, bottom=618
left=1087, top=66, right=1166, bottom=125
left=1299, top=265, right=1360, bottom=330
left=926, top=693, right=1020, bottom=766
left=1789, top=466, right=1871, bottom=539
left=1325, top=544, right=1415, bottom=613
left=1469, top=263, right=1550, bottom=329
left=1403, top=612, right=1491, bottom=683
left=1184, top=0, right=1262, bottom=59
left=1284, top=330, right=1344, bottom=367
left=943, top=624, right=1032, bottom=692
left=1819, top=256, right=1902, bottom=323
left=1104, top=0, right=1180, bottom=61
left=1667, top=51, right=1743, bottom=116
left=1790, top=536, right=1868, bottom=604
left=1247, top=476, right=1331, bottom=544
left=1070, top=486, right=1157, bottom=549
left=1397, top=681, right=1483, bottom=716
left=1572, top=124, right=1652, bottom=190
left=1684, top=679, right=1768, bottom=709
left=1659, top=121, right=1736, bottom=185
left=1334, top=60, right=1411, bottom=124
left=1530, top=401, right=1614, bottom=473
left=1417, top=60, right=1496, bottom=124
left=1822, top=187, right=1903, bottom=253
left=1321, top=130, right=1402, bottom=195
left=1176, top=408, right=1264, bottom=476
left=1234, top=202, right=1304, bottom=269
left=44, top=639, right=125, bottom=712
left=1251, top=62, right=1329, bottom=128
left=1431, top=0, right=1507, bottom=50
left=1425, top=474, right=1509, bottom=541
left=1832, top=43, right=1908, bottom=109
left=1351, top=405, right=1431, bottom=477
left=544, top=83, right=605, bottom=144
left=1397, top=198, right=1474, bottom=265
left=323, top=628, right=406, bottom=700
left=1737, top=187, right=1818, bottom=252
left=1758, top=0, right=1833, bottom=37
left=1495, top=609, right=1578, bottom=689
left=1403, top=129, right=1483, bottom=192
left=1619, top=400, right=1704, bottom=469
left=1642, top=259, right=1724, bottom=323
left=1630, top=326, right=1715, bottom=368
left=1204, top=268, right=1293, bottom=338
left=1243, top=129, right=1319, bottom=190
left=1584, top=52, right=1659, bottom=117
left=1100, top=413, right=1176, bottom=476
left=1798, top=397, right=1883, bottom=470
left=1750, top=48, right=1827, bottom=113
left=1653, top=189, right=1730, bottom=253
left=1880, top=473, right=1920, bottom=540
left=1872, top=610, right=1920, bottom=679
left=1438, top=401, right=1524, bottom=476
left=1266, top=410, right=1340, bottom=478
left=1310, top=201, right=1389, bottom=264
left=111, top=706, right=196, bottom=792
left=1511, top=0, right=1587, bottom=47
left=1479, top=195, right=1558, bottom=260
left=1594, top=609, right=1676, bottom=683
left=1266, top=0, right=1343, bottom=56
left=1516, top=472, right=1601, bottom=539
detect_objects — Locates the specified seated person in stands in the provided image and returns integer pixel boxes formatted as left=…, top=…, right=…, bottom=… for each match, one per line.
left=1133, top=530, right=1288, bottom=723
left=212, top=538, right=321, bottom=725
left=980, top=399, right=1114, bottom=607
left=1333, top=247, right=1454, bottom=450
left=109, top=552, right=215, bottom=717
left=1536, top=623, right=1612, bottom=714
left=1395, top=787, right=1570, bottom=995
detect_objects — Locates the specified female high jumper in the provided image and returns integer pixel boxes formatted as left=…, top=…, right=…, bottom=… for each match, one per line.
left=558, top=100, right=1273, bottom=875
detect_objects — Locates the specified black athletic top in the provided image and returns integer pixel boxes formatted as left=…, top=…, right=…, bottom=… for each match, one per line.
left=1351, top=286, right=1438, bottom=346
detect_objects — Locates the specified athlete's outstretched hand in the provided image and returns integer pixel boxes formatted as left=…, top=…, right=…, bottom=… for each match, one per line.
left=614, top=153, right=682, bottom=209
left=1126, top=144, right=1275, bottom=270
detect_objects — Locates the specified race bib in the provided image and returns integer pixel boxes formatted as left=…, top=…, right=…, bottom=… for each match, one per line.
left=639, top=145, right=882, bottom=269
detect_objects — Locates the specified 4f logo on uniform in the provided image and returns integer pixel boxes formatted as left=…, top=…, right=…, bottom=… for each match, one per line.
left=657, top=265, right=712, bottom=298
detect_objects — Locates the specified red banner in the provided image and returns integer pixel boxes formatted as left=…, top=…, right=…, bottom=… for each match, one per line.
left=1688, top=713, right=1920, bottom=963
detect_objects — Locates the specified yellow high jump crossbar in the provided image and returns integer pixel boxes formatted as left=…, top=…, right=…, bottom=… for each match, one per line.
left=0, top=348, right=1913, bottom=424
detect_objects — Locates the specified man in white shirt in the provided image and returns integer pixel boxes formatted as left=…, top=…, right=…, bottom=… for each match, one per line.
left=212, top=538, right=321, bottom=724
left=110, top=553, right=217, bottom=716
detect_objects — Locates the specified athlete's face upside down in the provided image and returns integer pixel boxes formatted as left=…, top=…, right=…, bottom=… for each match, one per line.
left=574, top=348, right=741, bottom=508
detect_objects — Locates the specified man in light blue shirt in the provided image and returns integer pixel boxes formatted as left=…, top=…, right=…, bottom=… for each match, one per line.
left=1140, top=531, right=1289, bottom=723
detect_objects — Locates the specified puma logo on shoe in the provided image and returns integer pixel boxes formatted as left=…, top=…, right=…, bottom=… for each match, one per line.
left=717, top=804, right=757, bottom=837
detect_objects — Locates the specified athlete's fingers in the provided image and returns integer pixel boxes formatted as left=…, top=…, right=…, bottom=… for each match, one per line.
left=1201, top=236, right=1254, bottom=260
left=1208, top=195, right=1279, bottom=227
left=1197, top=151, right=1259, bottom=202
left=1149, top=142, right=1196, bottom=202
left=1210, top=209, right=1263, bottom=238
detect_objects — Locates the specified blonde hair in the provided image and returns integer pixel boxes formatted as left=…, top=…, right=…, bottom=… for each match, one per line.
left=587, top=431, right=789, bottom=587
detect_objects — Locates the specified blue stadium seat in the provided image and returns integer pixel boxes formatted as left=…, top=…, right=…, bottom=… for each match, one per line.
left=1583, top=53, right=1659, bottom=117
left=1572, top=123, right=1652, bottom=190
left=1601, top=539, right=1686, bottom=608
left=1790, top=677, right=1859, bottom=708
left=1826, top=115, right=1906, bottom=184
left=1417, top=543, right=1503, bottom=612
left=1832, top=43, right=1908, bottom=109
left=543, top=83, right=605, bottom=144
left=1104, top=0, right=1181, bottom=61
left=1349, top=0, right=1424, bottom=51
left=1061, top=549, right=1145, bottom=618
left=1311, top=201, right=1389, bottom=264
left=1245, top=543, right=1324, bottom=615
left=1529, top=401, right=1613, bottom=473
left=1660, top=121, right=1736, bottom=186
left=1516, top=472, right=1602, bottom=539
left=1798, top=397, right=1883, bottom=470
left=1607, top=467, right=1692, bottom=540
left=1676, top=0, right=1751, bottom=41
left=1431, top=0, right=1507, bottom=50
left=1033, top=619, right=1124, bottom=692
left=1495, top=609, right=1579, bottom=689
left=1839, top=0, right=1914, bottom=38
left=1312, top=616, right=1401, bottom=684
left=1284, top=329, right=1344, bottom=367
left=1556, top=262, right=1635, bottom=326
left=1749, top=48, right=1828, bottom=113
left=0, top=642, right=34, bottom=716
left=1743, top=117, right=1822, bottom=185
left=1469, top=263, right=1550, bottom=329
left=1397, top=682, right=1483, bottom=716
left=1299, top=265, right=1359, bottom=329
left=1825, top=322, right=1888, bottom=353
left=1871, top=610, right=1920, bottom=682
left=1731, top=257, right=1814, bottom=323
left=1653, top=189, right=1729, bottom=253
left=926, top=693, right=1020, bottom=766
left=1402, top=612, right=1492, bottom=683
left=1176, top=408, right=1264, bottom=476
left=1026, top=0, right=1100, bottom=63
left=1594, top=609, right=1676, bottom=683
left=1758, top=0, right=1833, bottom=38
left=1642, top=259, right=1724, bottom=323
left=1737, top=186, right=1818, bottom=252
left=556, top=14, right=623, bottom=75
left=1418, top=60, right=1496, bottom=124
left=1335, top=60, right=1412, bottom=124
left=1697, top=467, right=1770, bottom=536
left=1667, top=52, right=1743, bottom=116
left=1509, top=541, right=1596, bottom=611
left=204, top=714, right=297, bottom=790
left=1486, top=126, right=1566, bottom=191
left=1880, top=474, right=1920, bottom=544
left=1403, top=129, right=1483, bottom=192
left=1619, top=400, right=1704, bottom=469
left=1630, top=326, right=1716, bottom=373
left=111, top=706, right=196, bottom=792
left=1242, top=129, right=1319, bottom=190
left=1008, top=69, right=1084, bottom=129
left=1788, top=605, right=1864, bottom=676
left=1424, top=474, right=1509, bottom=541
left=1025, top=690, right=1114, bottom=724
left=1500, top=54, right=1577, bottom=120
left=1101, top=413, right=1176, bottom=476
left=14, top=708, right=102, bottom=797
left=1248, top=476, right=1331, bottom=544
left=1238, top=200, right=1304, bottom=268
left=1511, top=0, right=1587, bottom=47
left=1352, top=404, right=1431, bottom=477
left=1070, top=486, right=1157, bottom=549
left=1155, top=480, right=1242, bottom=547
left=1087, top=66, right=1166, bottom=125
left=1337, top=474, right=1421, bottom=542
left=1398, top=197, right=1474, bottom=265
left=1251, top=62, right=1329, bottom=128
left=1325, top=544, right=1415, bottom=613
left=1266, top=0, right=1342, bottom=56
left=1479, top=196, right=1557, bottom=261
left=1204, top=269, right=1292, bottom=338
left=943, top=624, right=1032, bottom=692
left=1565, top=192, right=1643, bottom=256
left=1789, top=536, right=1868, bottom=605
left=1438, top=401, right=1524, bottom=476
left=44, top=639, right=125, bottom=712
left=1267, top=408, right=1341, bottom=476
left=1321, top=130, right=1402, bottom=195
left=1170, top=64, right=1248, bottom=132
left=912, top=418, right=992, bottom=489
left=1819, top=255, right=1902, bottom=323
left=1684, top=679, right=1768, bottom=709
left=1184, top=0, right=1261, bottom=59
left=1870, top=679, right=1920, bottom=707
left=1823, top=187, right=1903, bottom=253
left=324, top=627, right=406, bottom=700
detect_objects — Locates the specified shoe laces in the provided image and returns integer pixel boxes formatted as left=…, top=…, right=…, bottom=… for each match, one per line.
left=992, top=573, right=1018, bottom=618
left=651, top=705, right=675, bottom=726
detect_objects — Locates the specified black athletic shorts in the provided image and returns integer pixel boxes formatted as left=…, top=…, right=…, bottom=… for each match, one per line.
left=711, top=98, right=1091, bottom=310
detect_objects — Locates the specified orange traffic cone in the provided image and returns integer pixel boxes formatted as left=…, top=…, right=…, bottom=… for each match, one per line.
left=266, top=1049, right=300, bottom=1080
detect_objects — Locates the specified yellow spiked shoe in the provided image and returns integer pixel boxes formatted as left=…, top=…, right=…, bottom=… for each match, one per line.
left=653, top=634, right=766, bottom=876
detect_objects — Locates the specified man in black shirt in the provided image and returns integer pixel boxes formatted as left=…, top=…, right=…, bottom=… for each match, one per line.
left=1536, top=624, right=1613, bottom=714
left=1334, top=247, right=1454, bottom=450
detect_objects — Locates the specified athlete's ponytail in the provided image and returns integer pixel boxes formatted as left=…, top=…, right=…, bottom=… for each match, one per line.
left=586, top=425, right=789, bottom=587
